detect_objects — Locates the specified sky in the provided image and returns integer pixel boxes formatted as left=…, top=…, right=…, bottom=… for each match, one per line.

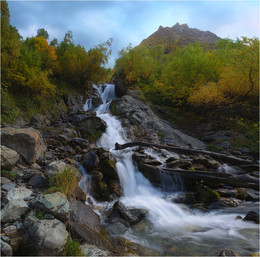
left=8, top=1, right=260, bottom=68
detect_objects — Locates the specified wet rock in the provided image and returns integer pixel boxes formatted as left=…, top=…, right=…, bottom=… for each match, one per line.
left=0, top=199, right=28, bottom=223
left=82, top=152, right=99, bottom=171
left=219, top=248, right=241, bottom=256
left=69, top=199, right=101, bottom=232
left=173, top=192, right=197, bottom=204
left=108, top=201, right=147, bottom=226
left=166, top=156, right=179, bottom=163
left=6, top=187, right=33, bottom=201
left=24, top=216, right=68, bottom=256
left=195, top=186, right=220, bottom=205
left=80, top=243, right=111, bottom=257
left=1, top=239, right=13, bottom=256
left=111, top=95, right=205, bottom=149
left=192, top=155, right=220, bottom=169
left=78, top=116, right=107, bottom=138
left=45, top=160, right=68, bottom=178
left=30, top=192, right=70, bottom=222
left=1, top=127, right=46, bottom=164
left=166, top=159, right=192, bottom=169
left=143, top=159, right=162, bottom=166
left=99, top=152, right=118, bottom=181
left=105, top=219, right=129, bottom=235
left=243, top=211, right=259, bottom=224
left=108, top=181, right=121, bottom=196
left=1, top=145, right=20, bottom=170
left=208, top=197, right=238, bottom=209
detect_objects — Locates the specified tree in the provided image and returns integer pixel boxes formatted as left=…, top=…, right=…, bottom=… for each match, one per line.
left=37, top=28, right=49, bottom=40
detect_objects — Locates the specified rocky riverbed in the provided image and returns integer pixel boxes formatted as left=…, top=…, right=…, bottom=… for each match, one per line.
left=1, top=84, right=259, bottom=256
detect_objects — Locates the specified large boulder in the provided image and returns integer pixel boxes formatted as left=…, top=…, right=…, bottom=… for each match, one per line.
left=243, top=211, right=259, bottom=224
left=82, top=152, right=99, bottom=171
left=0, top=199, right=28, bottom=223
left=78, top=117, right=107, bottom=138
left=1, top=145, right=20, bottom=170
left=6, top=187, right=33, bottom=201
left=30, top=192, right=70, bottom=222
left=1, top=128, right=46, bottom=164
left=69, top=199, right=109, bottom=250
left=110, top=95, right=205, bottom=149
left=24, top=215, right=68, bottom=256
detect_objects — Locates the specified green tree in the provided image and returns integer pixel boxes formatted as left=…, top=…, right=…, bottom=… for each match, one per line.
left=36, top=28, right=49, bottom=40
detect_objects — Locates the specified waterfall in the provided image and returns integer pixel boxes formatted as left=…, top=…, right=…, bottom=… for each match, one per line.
left=83, top=83, right=259, bottom=255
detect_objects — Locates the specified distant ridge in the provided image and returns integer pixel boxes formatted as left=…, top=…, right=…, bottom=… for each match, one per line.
left=140, top=23, right=220, bottom=48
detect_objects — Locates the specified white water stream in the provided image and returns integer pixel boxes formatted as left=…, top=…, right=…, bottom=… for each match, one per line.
left=83, top=83, right=259, bottom=256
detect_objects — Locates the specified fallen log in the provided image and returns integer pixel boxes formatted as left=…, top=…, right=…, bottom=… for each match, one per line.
left=115, top=142, right=257, bottom=165
left=138, top=162, right=259, bottom=190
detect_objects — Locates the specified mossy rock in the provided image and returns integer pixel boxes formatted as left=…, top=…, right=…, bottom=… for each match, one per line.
left=109, top=100, right=120, bottom=116
left=196, top=185, right=220, bottom=205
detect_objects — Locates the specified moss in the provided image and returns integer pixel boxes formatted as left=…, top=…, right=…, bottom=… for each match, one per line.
left=197, top=186, right=220, bottom=204
left=62, top=236, right=83, bottom=256
left=157, top=131, right=166, bottom=138
left=89, top=130, right=103, bottom=142
left=206, top=143, right=222, bottom=153
left=109, top=100, right=120, bottom=116
left=1, top=170, right=18, bottom=181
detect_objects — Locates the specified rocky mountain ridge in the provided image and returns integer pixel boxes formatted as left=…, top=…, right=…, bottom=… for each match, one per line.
left=140, top=22, right=221, bottom=47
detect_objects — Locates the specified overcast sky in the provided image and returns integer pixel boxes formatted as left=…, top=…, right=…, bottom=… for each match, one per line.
left=8, top=1, right=260, bottom=68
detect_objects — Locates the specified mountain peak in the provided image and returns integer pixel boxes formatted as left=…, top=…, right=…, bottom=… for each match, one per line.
left=141, top=23, right=220, bottom=48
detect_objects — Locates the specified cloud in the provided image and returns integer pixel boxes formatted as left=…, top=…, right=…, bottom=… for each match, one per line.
left=7, top=1, right=259, bottom=68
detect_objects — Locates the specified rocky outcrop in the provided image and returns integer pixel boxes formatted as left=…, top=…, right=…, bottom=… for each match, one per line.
left=45, top=160, right=68, bottom=178
left=1, top=127, right=46, bottom=164
left=0, top=199, right=28, bottom=223
left=30, top=192, right=70, bottom=222
left=110, top=95, right=205, bottom=149
left=1, top=145, right=20, bottom=170
left=23, top=215, right=68, bottom=256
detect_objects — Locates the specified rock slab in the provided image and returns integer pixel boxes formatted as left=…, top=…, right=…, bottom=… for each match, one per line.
left=1, top=145, right=20, bottom=170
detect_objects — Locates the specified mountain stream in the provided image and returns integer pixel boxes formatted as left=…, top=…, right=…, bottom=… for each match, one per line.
left=81, top=83, right=259, bottom=256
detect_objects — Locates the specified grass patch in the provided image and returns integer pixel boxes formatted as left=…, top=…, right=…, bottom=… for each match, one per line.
left=1, top=170, right=18, bottom=181
left=62, top=236, right=83, bottom=256
left=157, top=131, right=166, bottom=138
left=46, top=168, right=78, bottom=198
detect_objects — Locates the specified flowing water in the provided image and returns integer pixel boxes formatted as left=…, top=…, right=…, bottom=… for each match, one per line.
left=83, top=83, right=259, bottom=256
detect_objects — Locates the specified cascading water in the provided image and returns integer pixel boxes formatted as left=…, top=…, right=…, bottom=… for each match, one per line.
left=83, top=83, right=259, bottom=256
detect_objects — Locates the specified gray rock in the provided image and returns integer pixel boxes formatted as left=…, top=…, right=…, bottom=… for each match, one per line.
left=3, top=225, right=17, bottom=236
left=29, top=175, right=48, bottom=188
left=6, top=187, right=33, bottom=201
left=82, top=152, right=99, bottom=171
left=24, top=216, right=68, bottom=256
left=208, top=197, right=238, bottom=209
left=105, top=220, right=129, bottom=235
left=110, top=96, right=205, bottom=149
left=30, top=192, right=70, bottom=222
left=1, top=127, right=46, bottom=164
left=0, top=199, right=28, bottom=223
left=1, top=177, right=12, bottom=185
left=1, top=239, right=13, bottom=256
left=45, top=160, right=68, bottom=178
left=78, top=116, right=107, bottom=138
left=69, top=199, right=101, bottom=232
left=217, top=141, right=231, bottom=149
left=2, top=182, right=16, bottom=192
left=1, top=145, right=20, bottom=170
left=80, top=243, right=111, bottom=257
left=243, top=211, right=259, bottom=224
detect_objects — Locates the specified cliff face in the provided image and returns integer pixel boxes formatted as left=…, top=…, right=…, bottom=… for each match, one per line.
left=140, top=23, right=220, bottom=47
